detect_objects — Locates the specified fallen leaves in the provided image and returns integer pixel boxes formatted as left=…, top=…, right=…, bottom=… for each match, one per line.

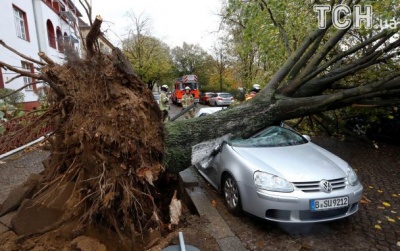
left=386, top=217, right=396, bottom=223
left=360, top=196, right=371, bottom=204
left=365, top=191, right=400, bottom=227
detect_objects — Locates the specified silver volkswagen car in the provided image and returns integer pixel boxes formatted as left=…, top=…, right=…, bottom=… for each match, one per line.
left=195, top=125, right=363, bottom=223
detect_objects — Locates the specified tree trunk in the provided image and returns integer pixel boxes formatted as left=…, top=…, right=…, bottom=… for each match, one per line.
left=164, top=94, right=339, bottom=173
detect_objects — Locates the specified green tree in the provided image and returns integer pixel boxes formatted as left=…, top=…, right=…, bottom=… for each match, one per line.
left=210, top=38, right=232, bottom=92
left=0, top=88, right=25, bottom=106
left=220, top=0, right=321, bottom=90
left=164, top=0, right=400, bottom=172
left=171, top=43, right=213, bottom=87
left=122, top=12, right=174, bottom=90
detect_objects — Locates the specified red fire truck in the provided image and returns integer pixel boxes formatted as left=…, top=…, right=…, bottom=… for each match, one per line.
left=171, top=74, right=200, bottom=105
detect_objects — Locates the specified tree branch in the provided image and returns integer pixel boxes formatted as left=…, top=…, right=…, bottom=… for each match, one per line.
left=293, top=36, right=400, bottom=97
left=0, top=40, right=45, bottom=66
left=78, top=0, right=93, bottom=26
left=259, top=0, right=291, bottom=56
left=5, top=74, right=23, bottom=84
left=86, top=15, right=103, bottom=58
left=0, top=60, right=43, bottom=80
left=0, top=81, right=44, bottom=99
left=302, top=28, right=397, bottom=85
left=318, top=73, right=400, bottom=107
left=41, top=74, right=65, bottom=98
left=286, top=30, right=326, bottom=82
left=38, top=52, right=55, bottom=66
left=260, top=18, right=334, bottom=100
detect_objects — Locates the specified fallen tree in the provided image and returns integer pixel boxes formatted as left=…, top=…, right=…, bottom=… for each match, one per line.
left=1, top=2, right=400, bottom=248
left=165, top=9, right=400, bottom=172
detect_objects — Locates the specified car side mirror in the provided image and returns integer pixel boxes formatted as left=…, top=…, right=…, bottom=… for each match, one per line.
left=211, top=145, right=221, bottom=156
left=302, top=135, right=311, bottom=142
left=211, top=141, right=225, bottom=156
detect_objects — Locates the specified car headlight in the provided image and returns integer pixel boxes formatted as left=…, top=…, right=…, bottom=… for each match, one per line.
left=347, top=167, right=359, bottom=186
left=254, top=171, right=294, bottom=192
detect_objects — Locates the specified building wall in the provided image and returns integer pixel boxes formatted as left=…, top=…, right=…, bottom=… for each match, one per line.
left=0, top=0, right=40, bottom=104
left=79, top=27, right=114, bottom=58
left=0, top=0, right=82, bottom=110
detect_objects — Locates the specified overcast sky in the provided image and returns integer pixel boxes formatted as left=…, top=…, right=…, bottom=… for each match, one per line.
left=79, top=0, right=223, bottom=51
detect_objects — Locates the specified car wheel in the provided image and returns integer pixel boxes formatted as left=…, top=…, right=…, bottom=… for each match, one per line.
left=222, top=174, right=242, bottom=215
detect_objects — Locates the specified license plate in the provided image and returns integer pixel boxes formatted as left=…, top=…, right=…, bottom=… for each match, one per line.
left=311, top=196, right=349, bottom=211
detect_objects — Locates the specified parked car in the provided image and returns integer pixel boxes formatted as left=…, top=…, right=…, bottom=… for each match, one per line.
left=195, top=107, right=225, bottom=117
left=194, top=124, right=363, bottom=223
left=199, top=92, right=215, bottom=105
left=209, top=92, right=234, bottom=106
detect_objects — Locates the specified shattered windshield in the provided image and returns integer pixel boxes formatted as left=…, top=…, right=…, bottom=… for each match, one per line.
left=228, top=126, right=308, bottom=147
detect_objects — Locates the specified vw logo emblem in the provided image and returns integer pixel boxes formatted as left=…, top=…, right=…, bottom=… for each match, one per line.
left=319, top=180, right=332, bottom=193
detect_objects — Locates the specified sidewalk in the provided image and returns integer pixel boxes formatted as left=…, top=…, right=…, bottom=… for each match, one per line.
left=179, top=166, right=247, bottom=251
left=0, top=147, right=245, bottom=250
left=0, top=148, right=48, bottom=204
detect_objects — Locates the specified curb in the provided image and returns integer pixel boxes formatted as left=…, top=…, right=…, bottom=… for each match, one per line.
left=179, top=166, right=247, bottom=251
left=0, top=136, right=46, bottom=160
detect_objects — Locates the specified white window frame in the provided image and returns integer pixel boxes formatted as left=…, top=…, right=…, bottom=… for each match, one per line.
left=14, top=7, right=27, bottom=40
left=21, top=62, right=33, bottom=90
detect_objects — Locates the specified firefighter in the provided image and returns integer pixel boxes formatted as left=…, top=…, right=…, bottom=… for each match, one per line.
left=160, top=85, right=170, bottom=122
left=181, top=86, right=195, bottom=119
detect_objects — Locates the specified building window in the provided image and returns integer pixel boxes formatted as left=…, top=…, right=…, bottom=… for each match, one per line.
left=56, top=28, right=63, bottom=52
left=46, top=20, right=56, bottom=49
left=21, top=62, right=35, bottom=90
left=63, top=32, right=70, bottom=46
left=59, top=2, right=65, bottom=12
left=52, top=1, right=59, bottom=12
left=13, top=6, right=30, bottom=41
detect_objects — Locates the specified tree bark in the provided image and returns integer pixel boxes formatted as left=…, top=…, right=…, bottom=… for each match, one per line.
left=86, top=15, right=102, bottom=58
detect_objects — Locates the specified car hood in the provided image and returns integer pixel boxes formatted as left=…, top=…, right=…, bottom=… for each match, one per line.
left=231, top=142, right=349, bottom=182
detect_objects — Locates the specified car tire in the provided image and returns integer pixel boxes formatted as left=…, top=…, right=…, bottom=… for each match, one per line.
left=222, top=174, right=242, bottom=215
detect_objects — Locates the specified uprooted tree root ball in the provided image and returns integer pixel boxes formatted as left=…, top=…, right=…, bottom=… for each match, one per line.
left=0, top=16, right=176, bottom=250
left=42, top=48, right=165, bottom=228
